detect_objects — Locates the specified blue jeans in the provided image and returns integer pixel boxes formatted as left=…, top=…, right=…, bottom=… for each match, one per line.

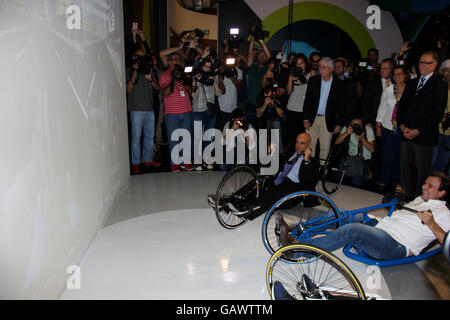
left=130, top=111, right=155, bottom=165
left=378, top=127, right=401, bottom=186
left=300, top=212, right=407, bottom=260
left=431, top=134, right=450, bottom=173
left=192, top=111, right=216, bottom=164
left=165, top=112, right=192, bottom=165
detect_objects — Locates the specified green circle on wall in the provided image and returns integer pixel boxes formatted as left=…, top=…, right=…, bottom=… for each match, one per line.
left=262, top=1, right=376, bottom=57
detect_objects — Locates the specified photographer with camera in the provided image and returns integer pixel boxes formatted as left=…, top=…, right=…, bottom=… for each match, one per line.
left=256, top=84, right=287, bottom=154
left=159, top=52, right=194, bottom=172
left=335, top=114, right=375, bottom=187
left=159, top=29, right=205, bottom=69
left=286, top=53, right=311, bottom=144
left=126, top=48, right=162, bottom=174
left=245, top=25, right=272, bottom=127
left=431, top=59, right=450, bottom=174
left=220, top=108, right=256, bottom=171
left=216, top=54, right=243, bottom=128
left=191, top=58, right=225, bottom=170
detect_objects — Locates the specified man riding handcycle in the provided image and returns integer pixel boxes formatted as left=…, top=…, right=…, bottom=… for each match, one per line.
left=208, top=133, right=320, bottom=229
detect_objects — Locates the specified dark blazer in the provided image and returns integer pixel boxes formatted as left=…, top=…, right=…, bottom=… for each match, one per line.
left=396, top=74, right=448, bottom=146
left=361, top=77, right=383, bottom=126
left=303, top=75, right=345, bottom=132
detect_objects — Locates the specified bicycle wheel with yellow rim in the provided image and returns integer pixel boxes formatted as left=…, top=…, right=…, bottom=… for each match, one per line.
left=266, top=244, right=366, bottom=300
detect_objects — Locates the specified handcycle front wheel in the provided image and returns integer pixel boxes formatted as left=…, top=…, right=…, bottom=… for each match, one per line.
left=266, top=244, right=366, bottom=300
left=215, top=165, right=259, bottom=229
left=262, top=191, right=340, bottom=256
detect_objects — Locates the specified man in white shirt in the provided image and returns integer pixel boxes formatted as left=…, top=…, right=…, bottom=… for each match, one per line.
left=280, top=172, right=450, bottom=260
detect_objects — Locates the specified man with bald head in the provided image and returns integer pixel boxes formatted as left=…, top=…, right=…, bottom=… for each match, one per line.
left=226, top=132, right=319, bottom=219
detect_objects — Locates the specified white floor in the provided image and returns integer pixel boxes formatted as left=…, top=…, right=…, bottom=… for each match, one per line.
left=60, top=171, right=439, bottom=300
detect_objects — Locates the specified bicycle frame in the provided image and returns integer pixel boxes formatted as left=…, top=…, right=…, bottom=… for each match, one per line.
left=294, top=197, right=398, bottom=242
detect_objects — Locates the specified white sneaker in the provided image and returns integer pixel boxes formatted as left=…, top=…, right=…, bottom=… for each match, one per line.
left=195, top=165, right=203, bottom=171
left=206, top=164, right=214, bottom=170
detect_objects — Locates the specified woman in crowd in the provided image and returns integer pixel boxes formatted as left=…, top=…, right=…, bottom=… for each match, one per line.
left=285, top=53, right=311, bottom=145
left=375, top=65, right=410, bottom=190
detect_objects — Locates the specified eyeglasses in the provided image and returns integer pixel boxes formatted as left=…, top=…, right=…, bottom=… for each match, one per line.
left=311, top=59, right=320, bottom=63
left=419, top=61, right=435, bottom=65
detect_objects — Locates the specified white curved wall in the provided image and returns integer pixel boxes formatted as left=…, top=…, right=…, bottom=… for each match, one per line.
left=0, top=0, right=129, bottom=299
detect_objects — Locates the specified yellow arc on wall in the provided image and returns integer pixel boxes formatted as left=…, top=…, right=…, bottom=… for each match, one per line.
left=261, top=1, right=376, bottom=57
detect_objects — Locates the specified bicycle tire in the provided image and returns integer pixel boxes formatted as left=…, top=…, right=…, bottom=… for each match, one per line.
left=321, top=149, right=346, bottom=195
left=262, top=191, right=340, bottom=256
left=214, top=165, right=258, bottom=229
left=266, top=244, right=366, bottom=300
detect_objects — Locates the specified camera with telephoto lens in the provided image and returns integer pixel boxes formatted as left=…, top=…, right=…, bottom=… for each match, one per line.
left=132, top=54, right=154, bottom=75
left=196, top=69, right=217, bottom=86
left=352, top=123, right=363, bottom=136
left=290, top=66, right=307, bottom=84
left=249, top=23, right=269, bottom=40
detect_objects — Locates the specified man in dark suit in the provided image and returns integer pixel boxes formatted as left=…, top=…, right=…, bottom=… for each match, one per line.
left=361, top=58, right=394, bottom=127
left=397, top=51, right=448, bottom=199
left=208, top=133, right=319, bottom=219
left=303, top=57, right=345, bottom=164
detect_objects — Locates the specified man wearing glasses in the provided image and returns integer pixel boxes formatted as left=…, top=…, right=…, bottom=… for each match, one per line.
left=396, top=51, right=448, bottom=201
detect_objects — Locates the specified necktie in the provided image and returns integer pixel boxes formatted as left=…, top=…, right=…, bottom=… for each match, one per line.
left=385, top=79, right=390, bottom=88
left=416, top=77, right=425, bottom=94
left=274, top=153, right=302, bottom=186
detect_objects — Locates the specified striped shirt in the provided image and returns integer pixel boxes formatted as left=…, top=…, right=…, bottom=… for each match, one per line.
left=159, top=69, right=192, bottom=115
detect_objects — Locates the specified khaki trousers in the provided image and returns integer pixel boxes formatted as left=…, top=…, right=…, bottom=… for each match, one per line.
left=307, top=115, right=333, bottom=165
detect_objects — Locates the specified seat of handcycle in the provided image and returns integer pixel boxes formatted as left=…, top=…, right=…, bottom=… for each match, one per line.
left=276, top=191, right=321, bottom=210
left=343, top=239, right=442, bottom=267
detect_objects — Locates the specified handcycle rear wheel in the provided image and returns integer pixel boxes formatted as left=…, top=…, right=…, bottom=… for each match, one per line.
left=262, top=191, right=340, bottom=255
left=215, top=165, right=258, bottom=229
left=266, top=244, right=366, bottom=300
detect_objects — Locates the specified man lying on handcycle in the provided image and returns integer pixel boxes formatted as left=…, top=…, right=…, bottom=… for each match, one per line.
left=209, top=133, right=319, bottom=220
left=279, top=172, right=450, bottom=260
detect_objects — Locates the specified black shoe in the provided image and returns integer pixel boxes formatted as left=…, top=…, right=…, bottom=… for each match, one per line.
left=298, top=275, right=323, bottom=299
left=273, top=281, right=296, bottom=300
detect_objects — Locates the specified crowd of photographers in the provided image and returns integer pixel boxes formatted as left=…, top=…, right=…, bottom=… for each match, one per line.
left=126, top=24, right=450, bottom=198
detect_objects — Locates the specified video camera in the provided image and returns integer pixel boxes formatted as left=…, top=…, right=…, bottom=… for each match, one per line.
left=249, top=23, right=269, bottom=41
left=170, top=65, right=194, bottom=90
left=354, top=61, right=376, bottom=82
left=225, top=28, right=244, bottom=49
left=219, top=57, right=238, bottom=79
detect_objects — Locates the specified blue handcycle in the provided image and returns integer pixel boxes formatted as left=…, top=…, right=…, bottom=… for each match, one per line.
left=263, top=191, right=443, bottom=300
